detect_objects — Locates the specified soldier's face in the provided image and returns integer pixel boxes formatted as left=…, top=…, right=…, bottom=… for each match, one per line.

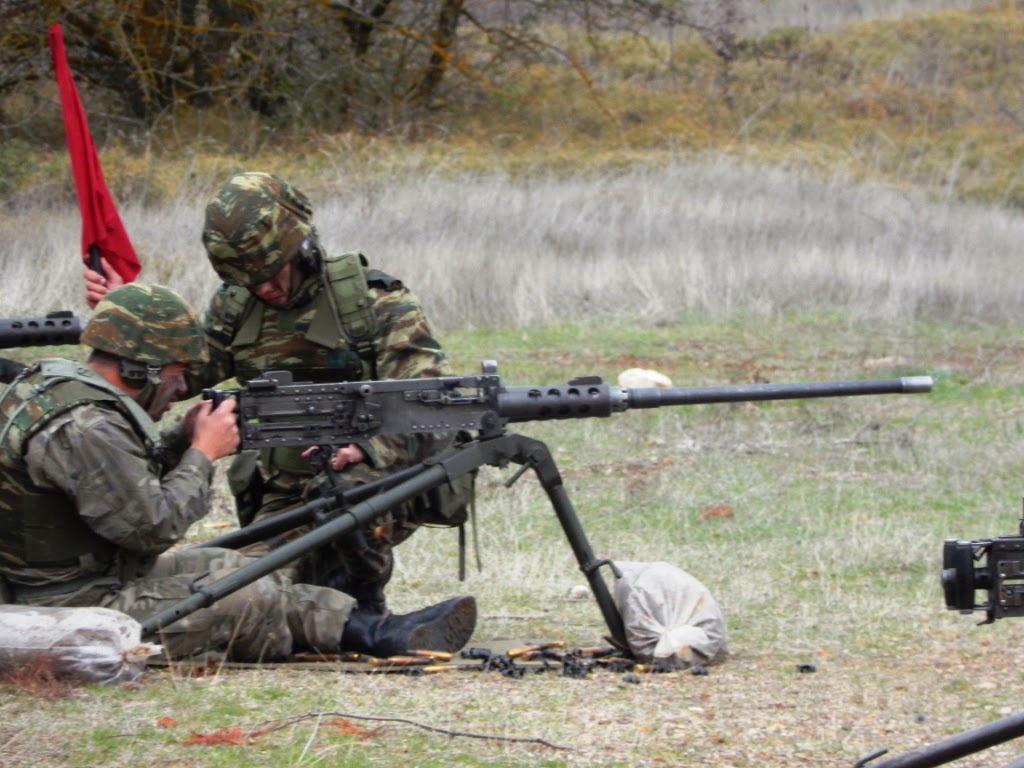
left=142, top=362, right=188, bottom=421
left=251, top=262, right=301, bottom=307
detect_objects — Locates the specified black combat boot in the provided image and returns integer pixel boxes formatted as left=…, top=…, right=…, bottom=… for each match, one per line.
left=340, top=596, right=477, bottom=658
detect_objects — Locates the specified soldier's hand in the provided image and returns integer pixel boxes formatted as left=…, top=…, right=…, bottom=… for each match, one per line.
left=190, top=399, right=240, bottom=461
left=302, top=443, right=365, bottom=471
left=83, top=256, right=125, bottom=309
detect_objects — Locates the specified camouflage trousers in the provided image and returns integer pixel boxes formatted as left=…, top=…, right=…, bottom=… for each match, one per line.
left=111, top=548, right=354, bottom=660
left=233, top=430, right=471, bottom=611
left=11, top=548, right=354, bottom=662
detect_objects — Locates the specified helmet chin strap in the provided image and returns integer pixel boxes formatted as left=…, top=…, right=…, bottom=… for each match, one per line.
left=296, top=227, right=323, bottom=274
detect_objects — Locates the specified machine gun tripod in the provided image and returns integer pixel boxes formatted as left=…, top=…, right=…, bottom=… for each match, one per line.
left=140, top=361, right=933, bottom=650
left=143, top=429, right=634, bottom=647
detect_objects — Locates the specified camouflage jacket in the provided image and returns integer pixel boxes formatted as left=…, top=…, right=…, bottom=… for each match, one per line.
left=188, top=257, right=450, bottom=483
left=0, top=361, right=213, bottom=588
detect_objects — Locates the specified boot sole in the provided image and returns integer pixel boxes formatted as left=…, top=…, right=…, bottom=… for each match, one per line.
left=407, top=596, right=477, bottom=653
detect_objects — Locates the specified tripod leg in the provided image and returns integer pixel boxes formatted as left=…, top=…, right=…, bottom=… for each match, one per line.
left=515, top=437, right=629, bottom=651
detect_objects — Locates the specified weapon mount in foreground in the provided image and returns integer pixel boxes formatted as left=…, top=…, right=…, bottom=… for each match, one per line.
left=854, top=710, right=1024, bottom=768
left=852, top=503, right=1024, bottom=765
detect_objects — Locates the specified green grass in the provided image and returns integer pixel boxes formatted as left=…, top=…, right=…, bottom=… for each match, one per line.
left=12, top=311, right=1024, bottom=766
left=2, top=6, right=1024, bottom=762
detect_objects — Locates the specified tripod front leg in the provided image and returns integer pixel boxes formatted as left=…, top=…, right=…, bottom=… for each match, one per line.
left=509, top=436, right=629, bottom=653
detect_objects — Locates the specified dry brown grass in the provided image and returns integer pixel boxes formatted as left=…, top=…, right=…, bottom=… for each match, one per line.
left=1, top=158, right=1022, bottom=333
left=0, top=654, right=77, bottom=701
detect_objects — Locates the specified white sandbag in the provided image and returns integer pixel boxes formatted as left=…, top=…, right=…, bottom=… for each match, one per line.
left=613, top=561, right=728, bottom=670
left=617, top=368, right=673, bottom=388
left=0, top=605, right=161, bottom=686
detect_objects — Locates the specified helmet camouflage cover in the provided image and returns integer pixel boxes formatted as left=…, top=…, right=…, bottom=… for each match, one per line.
left=80, top=283, right=208, bottom=366
left=202, top=171, right=313, bottom=287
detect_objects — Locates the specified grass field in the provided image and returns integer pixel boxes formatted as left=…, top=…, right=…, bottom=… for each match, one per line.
left=3, top=313, right=1024, bottom=767
left=2, top=3, right=1024, bottom=766
left=732, top=0, right=998, bottom=32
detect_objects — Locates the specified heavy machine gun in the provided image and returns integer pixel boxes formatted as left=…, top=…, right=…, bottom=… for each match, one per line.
left=0, top=311, right=82, bottom=349
left=140, top=362, right=933, bottom=649
left=206, top=363, right=933, bottom=446
left=0, top=311, right=84, bottom=384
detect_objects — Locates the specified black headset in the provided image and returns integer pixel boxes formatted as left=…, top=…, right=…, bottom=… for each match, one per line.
left=296, top=227, right=324, bottom=274
left=119, top=359, right=159, bottom=386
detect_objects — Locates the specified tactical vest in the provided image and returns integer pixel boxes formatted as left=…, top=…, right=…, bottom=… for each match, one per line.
left=0, top=360, right=161, bottom=575
left=217, top=253, right=387, bottom=480
left=217, top=252, right=384, bottom=385
left=213, top=256, right=476, bottom=544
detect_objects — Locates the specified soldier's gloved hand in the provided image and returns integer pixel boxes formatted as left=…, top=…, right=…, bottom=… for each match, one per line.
left=190, top=399, right=240, bottom=461
left=83, top=256, right=125, bottom=309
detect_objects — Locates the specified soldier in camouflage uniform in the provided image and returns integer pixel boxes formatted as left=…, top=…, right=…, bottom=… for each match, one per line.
left=0, top=283, right=476, bottom=660
left=83, top=172, right=472, bottom=626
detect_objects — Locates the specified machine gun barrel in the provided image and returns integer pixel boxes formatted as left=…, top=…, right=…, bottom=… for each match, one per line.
left=625, top=376, right=933, bottom=406
left=0, top=311, right=82, bottom=349
left=498, top=376, right=934, bottom=423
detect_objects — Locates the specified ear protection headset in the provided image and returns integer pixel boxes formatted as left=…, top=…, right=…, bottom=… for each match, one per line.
left=119, top=359, right=161, bottom=387
left=296, top=226, right=325, bottom=274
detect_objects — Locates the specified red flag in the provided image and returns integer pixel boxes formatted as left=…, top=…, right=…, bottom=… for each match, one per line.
left=48, top=23, right=141, bottom=282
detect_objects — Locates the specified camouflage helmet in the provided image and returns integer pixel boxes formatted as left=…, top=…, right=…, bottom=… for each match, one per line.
left=202, top=172, right=313, bottom=287
left=80, top=283, right=208, bottom=366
